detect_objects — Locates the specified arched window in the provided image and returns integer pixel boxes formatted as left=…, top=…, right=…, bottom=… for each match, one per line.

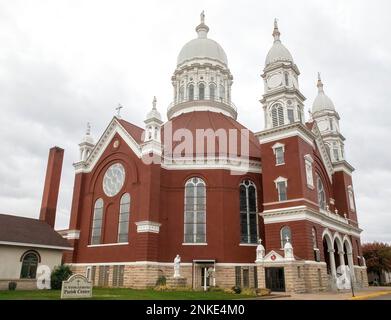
left=239, top=180, right=258, bottom=244
left=189, top=84, right=194, bottom=101
left=280, top=226, right=292, bottom=248
left=271, top=103, right=284, bottom=127
left=198, top=83, right=205, bottom=100
left=118, top=193, right=130, bottom=243
left=20, top=252, right=39, bottom=279
left=184, top=177, right=206, bottom=243
left=91, top=198, right=104, bottom=245
left=219, top=84, right=225, bottom=101
left=209, top=84, right=215, bottom=100
left=312, top=227, right=318, bottom=249
left=317, top=176, right=326, bottom=210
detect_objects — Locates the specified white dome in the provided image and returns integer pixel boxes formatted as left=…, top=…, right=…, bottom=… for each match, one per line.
left=265, top=19, right=294, bottom=66
left=312, top=76, right=335, bottom=113
left=177, top=15, right=228, bottom=67
left=177, top=37, right=228, bottom=66
left=146, top=108, right=162, bottom=121
left=265, top=41, right=293, bottom=66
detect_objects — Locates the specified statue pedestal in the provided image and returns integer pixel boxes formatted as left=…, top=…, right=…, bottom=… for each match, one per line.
left=166, top=276, right=187, bottom=288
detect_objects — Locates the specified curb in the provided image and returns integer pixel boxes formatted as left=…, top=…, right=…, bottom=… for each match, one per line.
left=350, top=291, right=391, bottom=300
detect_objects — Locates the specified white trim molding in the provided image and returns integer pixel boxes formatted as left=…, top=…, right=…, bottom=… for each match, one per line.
left=87, top=242, right=129, bottom=248
left=60, top=230, right=80, bottom=240
left=261, top=205, right=362, bottom=237
left=274, top=176, right=288, bottom=188
left=135, top=221, right=161, bottom=234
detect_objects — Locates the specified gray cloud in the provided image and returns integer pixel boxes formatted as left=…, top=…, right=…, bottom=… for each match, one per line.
left=0, top=0, right=389, bottom=243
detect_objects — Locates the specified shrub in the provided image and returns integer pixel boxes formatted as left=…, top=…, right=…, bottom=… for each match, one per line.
left=232, top=286, right=242, bottom=294
left=156, top=275, right=166, bottom=286
left=50, top=265, right=72, bottom=290
left=8, top=282, right=17, bottom=291
left=241, top=288, right=256, bottom=296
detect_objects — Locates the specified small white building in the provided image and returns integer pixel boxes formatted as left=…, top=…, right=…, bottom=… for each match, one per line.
left=0, top=214, right=72, bottom=290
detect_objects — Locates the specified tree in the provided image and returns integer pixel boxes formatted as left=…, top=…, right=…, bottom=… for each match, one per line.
left=51, top=264, right=72, bottom=290
left=362, top=242, right=391, bottom=284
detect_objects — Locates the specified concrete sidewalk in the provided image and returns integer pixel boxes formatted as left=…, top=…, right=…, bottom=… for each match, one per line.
left=267, top=287, right=391, bottom=300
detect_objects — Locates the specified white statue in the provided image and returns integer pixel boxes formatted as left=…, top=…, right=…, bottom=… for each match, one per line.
left=284, top=236, right=295, bottom=261
left=256, top=239, right=265, bottom=262
left=336, top=265, right=351, bottom=290
left=173, top=254, right=181, bottom=278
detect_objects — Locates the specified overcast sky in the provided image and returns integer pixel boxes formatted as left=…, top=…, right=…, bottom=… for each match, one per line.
left=0, top=0, right=390, bottom=243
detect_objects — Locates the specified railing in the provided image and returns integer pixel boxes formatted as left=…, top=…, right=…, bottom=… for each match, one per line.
left=168, top=95, right=237, bottom=113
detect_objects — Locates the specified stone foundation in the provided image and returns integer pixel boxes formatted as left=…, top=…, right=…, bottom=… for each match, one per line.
left=166, top=277, right=187, bottom=288
left=0, top=279, right=37, bottom=291
left=68, top=262, right=367, bottom=292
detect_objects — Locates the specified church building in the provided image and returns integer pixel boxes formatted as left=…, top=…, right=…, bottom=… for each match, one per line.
left=59, top=14, right=368, bottom=292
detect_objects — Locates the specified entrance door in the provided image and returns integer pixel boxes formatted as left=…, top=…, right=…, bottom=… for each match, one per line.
left=265, top=267, right=285, bottom=292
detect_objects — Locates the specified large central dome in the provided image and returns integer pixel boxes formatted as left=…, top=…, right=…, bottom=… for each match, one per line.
left=177, top=12, right=228, bottom=67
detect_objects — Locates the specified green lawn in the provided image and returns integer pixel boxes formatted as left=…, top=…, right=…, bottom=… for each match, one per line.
left=0, top=287, right=256, bottom=300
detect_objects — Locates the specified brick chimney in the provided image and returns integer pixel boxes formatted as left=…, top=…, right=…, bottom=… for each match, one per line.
left=39, top=146, right=64, bottom=228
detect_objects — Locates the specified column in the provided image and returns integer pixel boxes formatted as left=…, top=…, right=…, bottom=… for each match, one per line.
left=328, top=249, right=337, bottom=278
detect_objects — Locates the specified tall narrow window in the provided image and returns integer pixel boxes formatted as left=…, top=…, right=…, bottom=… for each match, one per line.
left=329, top=119, right=334, bottom=131
left=274, top=177, right=288, bottom=202
left=317, top=177, right=326, bottom=210
left=239, top=180, right=258, bottom=244
left=209, top=84, right=215, bottom=100
left=20, top=252, right=39, bottom=279
left=280, top=226, right=292, bottom=248
left=118, top=193, right=130, bottom=243
left=348, top=186, right=355, bottom=211
left=91, top=198, right=104, bottom=245
left=189, top=84, right=194, bottom=101
left=285, top=72, right=289, bottom=86
left=184, top=177, right=206, bottom=243
left=275, top=147, right=284, bottom=165
left=277, top=181, right=287, bottom=201
left=198, top=83, right=205, bottom=100
left=271, top=103, right=284, bottom=127
left=287, top=109, right=294, bottom=123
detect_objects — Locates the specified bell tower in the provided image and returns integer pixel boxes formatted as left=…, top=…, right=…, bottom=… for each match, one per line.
left=261, top=19, right=306, bottom=129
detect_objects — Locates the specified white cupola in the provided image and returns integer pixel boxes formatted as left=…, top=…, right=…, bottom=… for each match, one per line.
left=79, top=122, right=95, bottom=161
left=261, top=19, right=306, bottom=130
left=144, top=96, right=163, bottom=143
left=311, top=73, right=345, bottom=163
left=168, top=11, right=236, bottom=120
left=265, top=19, right=294, bottom=66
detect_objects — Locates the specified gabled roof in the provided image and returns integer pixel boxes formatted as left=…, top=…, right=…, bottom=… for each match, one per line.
left=0, top=214, right=71, bottom=250
left=117, top=118, right=144, bottom=144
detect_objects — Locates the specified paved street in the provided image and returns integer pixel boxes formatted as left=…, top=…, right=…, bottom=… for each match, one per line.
left=368, top=293, right=391, bottom=300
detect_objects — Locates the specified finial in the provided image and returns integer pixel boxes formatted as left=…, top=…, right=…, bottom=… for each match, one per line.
left=115, top=103, right=123, bottom=118
left=273, top=18, right=281, bottom=42
left=258, top=238, right=263, bottom=244
left=86, top=122, right=91, bottom=135
left=152, top=96, right=157, bottom=110
left=317, top=72, right=324, bottom=93
left=285, top=235, right=290, bottom=243
left=196, top=11, right=209, bottom=38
